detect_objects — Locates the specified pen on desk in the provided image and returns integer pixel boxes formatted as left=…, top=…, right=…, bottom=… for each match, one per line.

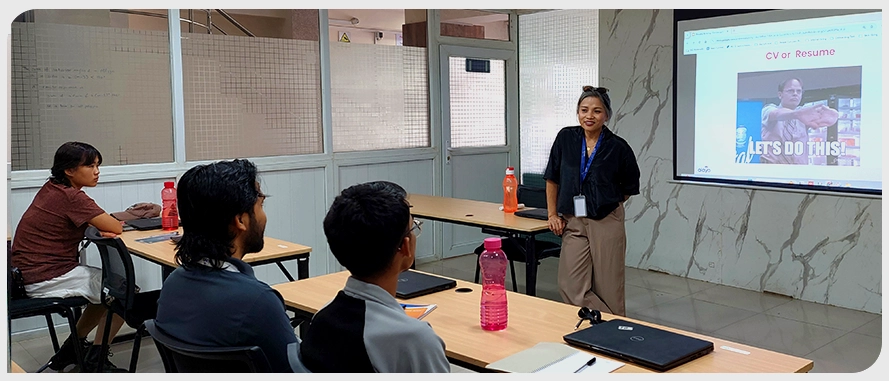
left=574, top=357, right=596, bottom=373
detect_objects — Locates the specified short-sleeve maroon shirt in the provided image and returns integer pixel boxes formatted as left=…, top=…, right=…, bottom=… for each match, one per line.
left=11, top=181, right=106, bottom=284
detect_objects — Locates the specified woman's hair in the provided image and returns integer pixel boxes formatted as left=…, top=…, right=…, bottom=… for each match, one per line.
left=49, top=142, right=103, bottom=187
left=577, top=86, right=613, bottom=121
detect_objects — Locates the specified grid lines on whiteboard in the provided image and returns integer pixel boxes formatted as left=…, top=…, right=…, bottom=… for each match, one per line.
left=518, top=9, right=599, bottom=178
left=181, top=33, right=322, bottom=161
left=9, top=23, right=174, bottom=170
left=329, top=44, right=429, bottom=152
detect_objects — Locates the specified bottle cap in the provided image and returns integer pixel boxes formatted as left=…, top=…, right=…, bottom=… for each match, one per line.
left=164, top=181, right=175, bottom=188
left=483, top=237, right=502, bottom=250
left=505, top=167, right=514, bottom=175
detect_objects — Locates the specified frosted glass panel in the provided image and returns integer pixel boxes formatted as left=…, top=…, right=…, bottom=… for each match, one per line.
left=330, top=43, right=430, bottom=152
left=182, top=34, right=323, bottom=160
left=519, top=10, right=599, bottom=179
left=449, top=57, right=506, bottom=148
left=10, top=22, right=173, bottom=170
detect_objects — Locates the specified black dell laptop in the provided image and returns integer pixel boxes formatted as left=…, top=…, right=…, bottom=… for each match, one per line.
left=563, top=319, right=714, bottom=372
left=395, top=270, right=457, bottom=299
left=514, top=207, right=548, bottom=221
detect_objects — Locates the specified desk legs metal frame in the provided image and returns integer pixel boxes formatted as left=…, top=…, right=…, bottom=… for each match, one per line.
left=268, top=257, right=310, bottom=282
left=289, top=308, right=314, bottom=338
left=485, top=228, right=541, bottom=297
left=277, top=262, right=295, bottom=282
left=502, top=234, right=539, bottom=297
left=296, top=257, right=309, bottom=281
left=523, top=235, right=538, bottom=297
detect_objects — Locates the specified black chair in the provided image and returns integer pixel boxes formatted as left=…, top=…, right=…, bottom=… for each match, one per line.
left=286, top=340, right=311, bottom=373
left=474, top=183, right=561, bottom=292
left=8, top=239, right=89, bottom=373
left=85, top=226, right=159, bottom=372
left=144, top=319, right=273, bottom=373
left=8, top=275, right=90, bottom=372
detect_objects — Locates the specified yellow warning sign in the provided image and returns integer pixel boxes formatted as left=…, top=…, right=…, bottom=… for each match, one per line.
left=338, top=32, right=351, bottom=43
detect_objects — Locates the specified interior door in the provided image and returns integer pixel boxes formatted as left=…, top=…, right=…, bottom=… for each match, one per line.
left=439, top=45, right=518, bottom=259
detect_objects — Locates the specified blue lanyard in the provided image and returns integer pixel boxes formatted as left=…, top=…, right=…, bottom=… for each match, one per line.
left=580, top=131, right=603, bottom=183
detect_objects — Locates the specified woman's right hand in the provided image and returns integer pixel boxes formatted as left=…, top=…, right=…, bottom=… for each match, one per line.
left=548, top=215, right=565, bottom=236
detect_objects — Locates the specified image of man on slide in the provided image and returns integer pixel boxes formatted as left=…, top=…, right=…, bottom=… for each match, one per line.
left=760, top=78, right=839, bottom=164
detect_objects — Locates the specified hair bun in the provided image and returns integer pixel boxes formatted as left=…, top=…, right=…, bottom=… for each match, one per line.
left=582, top=86, right=609, bottom=94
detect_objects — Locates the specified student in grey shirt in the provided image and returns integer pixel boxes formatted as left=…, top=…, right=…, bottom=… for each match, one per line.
left=299, top=181, right=450, bottom=373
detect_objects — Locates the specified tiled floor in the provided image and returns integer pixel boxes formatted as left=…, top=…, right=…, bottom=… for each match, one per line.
left=9, top=254, right=881, bottom=373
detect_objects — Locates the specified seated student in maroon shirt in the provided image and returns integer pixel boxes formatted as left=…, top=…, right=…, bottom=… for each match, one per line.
left=11, top=142, right=127, bottom=372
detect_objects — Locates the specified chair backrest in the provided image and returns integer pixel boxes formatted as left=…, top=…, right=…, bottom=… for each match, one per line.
left=286, top=340, right=311, bottom=373
left=517, top=185, right=562, bottom=246
left=10, top=266, right=27, bottom=300
left=144, top=319, right=273, bottom=373
left=517, top=184, right=546, bottom=209
left=84, top=226, right=137, bottom=313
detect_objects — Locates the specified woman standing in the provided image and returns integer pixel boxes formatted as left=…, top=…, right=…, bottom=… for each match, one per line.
left=543, top=86, right=640, bottom=316
left=11, top=142, right=127, bottom=372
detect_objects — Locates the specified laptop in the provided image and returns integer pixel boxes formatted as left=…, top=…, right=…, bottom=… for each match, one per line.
left=514, top=207, right=548, bottom=221
left=563, top=318, right=714, bottom=372
left=395, top=270, right=457, bottom=299
left=125, top=217, right=163, bottom=231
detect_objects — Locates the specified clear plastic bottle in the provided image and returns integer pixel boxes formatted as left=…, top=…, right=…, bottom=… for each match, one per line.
left=161, top=181, right=179, bottom=231
left=479, top=237, right=508, bottom=331
left=502, top=167, right=518, bottom=213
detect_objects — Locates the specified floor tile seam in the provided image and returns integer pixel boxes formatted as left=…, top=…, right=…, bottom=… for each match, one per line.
left=685, top=293, right=794, bottom=314
left=761, top=309, right=876, bottom=333
left=629, top=304, right=760, bottom=335
left=800, top=330, right=857, bottom=358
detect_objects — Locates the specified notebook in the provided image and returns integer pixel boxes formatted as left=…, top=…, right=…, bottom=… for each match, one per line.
left=125, top=217, right=163, bottom=231
left=562, top=319, right=714, bottom=372
left=514, top=207, right=549, bottom=220
left=395, top=270, right=457, bottom=299
left=486, top=342, right=624, bottom=373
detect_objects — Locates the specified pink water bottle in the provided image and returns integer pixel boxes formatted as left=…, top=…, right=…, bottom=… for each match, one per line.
left=161, top=181, right=178, bottom=231
left=479, top=237, right=508, bottom=331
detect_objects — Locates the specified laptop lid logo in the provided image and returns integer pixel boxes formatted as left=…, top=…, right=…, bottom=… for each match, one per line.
left=630, top=336, right=645, bottom=342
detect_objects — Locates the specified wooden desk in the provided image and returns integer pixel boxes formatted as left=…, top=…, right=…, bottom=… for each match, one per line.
left=119, top=229, right=312, bottom=281
left=407, top=194, right=551, bottom=296
left=274, top=271, right=813, bottom=373
left=10, top=360, right=26, bottom=373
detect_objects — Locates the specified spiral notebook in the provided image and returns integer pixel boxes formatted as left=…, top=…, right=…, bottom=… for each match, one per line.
left=485, top=342, right=624, bottom=373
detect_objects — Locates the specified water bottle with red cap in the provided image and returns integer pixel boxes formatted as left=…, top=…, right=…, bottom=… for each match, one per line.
left=479, top=237, right=508, bottom=331
left=161, top=181, right=178, bottom=231
left=502, top=167, right=518, bottom=213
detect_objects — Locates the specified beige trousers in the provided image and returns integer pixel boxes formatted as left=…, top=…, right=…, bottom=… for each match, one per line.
left=558, top=204, right=626, bottom=316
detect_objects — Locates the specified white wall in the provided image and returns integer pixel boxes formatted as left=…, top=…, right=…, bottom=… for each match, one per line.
left=599, top=9, right=881, bottom=314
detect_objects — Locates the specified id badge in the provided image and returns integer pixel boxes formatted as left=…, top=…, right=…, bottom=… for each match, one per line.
left=573, top=195, right=587, bottom=217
